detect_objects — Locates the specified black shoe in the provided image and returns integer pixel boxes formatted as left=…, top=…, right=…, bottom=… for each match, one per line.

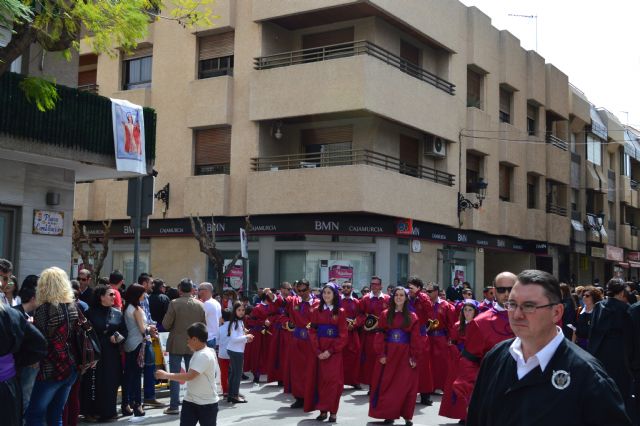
left=405, top=421, right=413, bottom=426
left=458, top=421, right=466, bottom=425
left=420, top=393, right=433, bottom=406
left=383, top=420, right=394, bottom=425
left=230, top=397, right=247, bottom=404
left=121, top=405, right=133, bottom=417
left=352, top=384, right=363, bottom=390
left=328, top=415, right=337, bottom=423
left=133, top=404, right=145, bottom=417
left=241, top=373, right=250, bottom=380
left=277, top=381, right=283, bottom=386
left=253, top=375, right=260, bottom=384
left=316, top=412, right=328, bottom=421
left=289, top=398, right=304, bottom=409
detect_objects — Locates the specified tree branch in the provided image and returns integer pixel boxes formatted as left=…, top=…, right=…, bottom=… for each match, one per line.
left=0, top=23, right=35, bottom=75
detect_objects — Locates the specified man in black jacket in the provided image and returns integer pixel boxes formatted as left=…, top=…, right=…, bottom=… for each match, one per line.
left=468, top=270, right=630, bottom=426
left=588, top=278, right=637, bottom=422
left=629, top=300, right=640, bottom=417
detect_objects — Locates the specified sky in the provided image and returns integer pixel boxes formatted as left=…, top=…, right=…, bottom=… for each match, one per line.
left=459, top=0, right=640, bottom=129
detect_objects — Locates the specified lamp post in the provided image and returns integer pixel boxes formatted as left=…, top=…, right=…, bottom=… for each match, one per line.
left=458, top=178, right=488, bottom=226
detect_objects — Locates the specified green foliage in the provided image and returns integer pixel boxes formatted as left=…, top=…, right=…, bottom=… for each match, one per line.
left=0, top=0, right=33, bottom=28
left=18, top=76, right=59, bottom=112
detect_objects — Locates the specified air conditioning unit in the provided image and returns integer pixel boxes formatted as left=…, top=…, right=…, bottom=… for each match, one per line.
left=424, top=135, right=447, bottom=157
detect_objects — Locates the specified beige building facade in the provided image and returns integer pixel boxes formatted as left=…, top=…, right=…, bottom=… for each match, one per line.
left=74, top=0, right=639, bottom=291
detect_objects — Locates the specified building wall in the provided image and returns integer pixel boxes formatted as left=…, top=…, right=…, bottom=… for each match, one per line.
left=0, top=159, right=75, bottom=279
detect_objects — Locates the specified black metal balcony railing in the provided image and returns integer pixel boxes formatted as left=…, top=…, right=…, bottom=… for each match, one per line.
left=546, top=202, right=568, bottom=217
left=254, top=40, right=456, bottom=95
left=0, top=72, right=156, bottom=160
left=251, top=149, right=455, bottom=186
left=77, top=83, right=99, bottom=94
left=195, top=163, right=230, bottom=176
left=546, top=134, right=568, bottom=151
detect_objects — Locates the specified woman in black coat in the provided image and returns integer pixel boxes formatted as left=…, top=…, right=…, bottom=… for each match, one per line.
left=82, top=285, right=128, bottom=422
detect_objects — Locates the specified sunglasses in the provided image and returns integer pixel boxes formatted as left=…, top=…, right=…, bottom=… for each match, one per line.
left=79, top=277, right=89, bottom=282
left=495, top=286, right=513, bottom=294
left=342, top=285, right=352, bottom=289
left=297, top=287, right=310, bottom=292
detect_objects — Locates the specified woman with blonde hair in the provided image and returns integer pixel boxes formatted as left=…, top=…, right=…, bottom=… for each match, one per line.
left=25, top=267, right=81, bottom=426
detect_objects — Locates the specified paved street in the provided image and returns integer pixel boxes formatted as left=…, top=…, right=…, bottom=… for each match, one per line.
left=88, top=381, right=459, bottom=426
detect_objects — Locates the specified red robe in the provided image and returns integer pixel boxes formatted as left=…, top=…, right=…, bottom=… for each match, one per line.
left=478, top=299, right=494, bottom=313
left=439, top=321, right=468, bottom=420
left=452, top=306, right=513, bottom=414
left=272, top=295, right=319, bottom=398
left=266, top=302, right=290, bottom=385
left=340, top=296, right=361, bottom=386
left=304, top=308, right=348, bottom=414
left=428, top=298, right=457, bottom=390
left=409, top=291, right=434, bottom=393
left=243, top=303, right=271, bottom=377
left=358, top=293, right=390, bottom=385
left=368, top=310, right=421, bottom=421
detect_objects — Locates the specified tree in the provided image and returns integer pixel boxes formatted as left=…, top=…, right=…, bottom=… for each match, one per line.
left=72, top=219, right=112, bottom=285
left=189, top=215, right=252, bottom=296
left=0, top=0, right=214, bottom=110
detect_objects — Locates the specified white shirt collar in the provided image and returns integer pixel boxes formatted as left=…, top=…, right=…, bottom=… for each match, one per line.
left=493, top=301, right=506, bottom=311
left=341, top=294, right=356, bottom=300
left=483, top=298, right=492, bottom=304
left=508, top=326, right=564, bottom=380
left=324, top=304, right=333, bottom=311
left=370, top=291, right=383, bottom=299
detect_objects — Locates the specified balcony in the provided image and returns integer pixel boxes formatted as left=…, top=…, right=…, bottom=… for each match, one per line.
left=251, top=149, right=454, bottom=186
left=195, top=163, right=230, bottom=176
left=251, top=42, right=458, bottom=139
left=77, top=83, right=99, bottom=94
left=547, top=213, right=571, bottom=246
left=546, top=202, right=568, bottom=217
left=183, top=174, right=230, bottom=216
left=186, top=76, right=233, bottom=128
left=246, top=163, right=458, bottom=227
left=255, top=41, right=454, bottom=95
left=0, top=72, right=156, bottom=180
left=619, top=224, right=638, bottom=250
left=619, top=176, right=640, bottom=207
left=546, top=134, right=568, bottom=151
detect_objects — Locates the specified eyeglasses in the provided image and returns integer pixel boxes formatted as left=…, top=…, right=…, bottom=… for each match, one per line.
left=505, top=300, right=559, bottom=314
left=297, top=287, right=309, bottom=293
left=495, top=286, right=513, bottom=294
left=342, top=285, right=352, bottom=289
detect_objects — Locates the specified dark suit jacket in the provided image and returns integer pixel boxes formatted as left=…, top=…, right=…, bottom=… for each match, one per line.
left=468, top=338, right=630, bottom=426
left=629, top=301, right=640, bottom=379
left=588, top=298, right=634, bottom=400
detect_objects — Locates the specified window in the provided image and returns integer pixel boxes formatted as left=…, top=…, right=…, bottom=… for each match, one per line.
left=301, top=125, right=353, bottom=167
left=609, top=152, right=615, bottom=171
left=571, top=189, right=579, bottom=212
left=400, top=40, right=420, bottom=77
left=546, top=180, right=567, bottom=216
left=399, top=135, right=420, bottom=177
left=527, top=103, right=538, bottom=136
left=586, top=134, right=602, bottom=166
left=570, top=133, right=577, bottom=153
left=499, top=163, right=513, bottom=202
left=499, top=87, right=512, bottom=124
left=0, top=206, right=17, bottom=263
left=302, top=28, right=355, bottom=63
left=194, top=127, right=231, bottom=175
left=198, top=32, right=234, bottom=79
left=466, top=152, right=483, bottom=193
left=123, top=46, right=152, bottom=90
left=621, top=150, right=631, bottom=176
left=467, top=67, right=483, bottom=109
left=527, top=173, right=538, bottom=209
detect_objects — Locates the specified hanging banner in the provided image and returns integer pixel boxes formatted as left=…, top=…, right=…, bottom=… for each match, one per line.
left=240, top=228, right=248, bottom=259
left=111, top=98, right=146, bottom=174
left=224, top=259, right=244, bottom=290
left=328, top=260, right=354, bottom=285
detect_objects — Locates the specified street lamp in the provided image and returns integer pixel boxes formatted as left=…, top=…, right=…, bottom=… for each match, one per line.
left=458, top=178, right=488, bottom=215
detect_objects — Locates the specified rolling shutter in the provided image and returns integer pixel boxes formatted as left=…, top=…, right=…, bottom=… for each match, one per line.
left=301, top=125, right=352, bottom=146
left=199, top=32, right=235, bottom=61
left=195, top=127, right=231, bottom=165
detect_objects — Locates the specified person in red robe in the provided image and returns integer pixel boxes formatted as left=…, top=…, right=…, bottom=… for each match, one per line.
left=452, top=272, right=516, bottom=419
left=339, top=281, right=361, bottom=389
left=407, top=277, right=435, bottom=406
left=439, top=300, right=479, bottom=422
left=478, top=286, right=495, bottom=313
left=304, top=282, right=348, bottom=422
left=358, top=276, right=390, bottom=386
left=243, top=296, right=271, bottom=383
left=425, top=282, right=457, bottom=391
left=265, top=280, right=319, bottom=408
left=368, top=287, right=421, bottom=426
left=267, top=282, right=292, bottom=387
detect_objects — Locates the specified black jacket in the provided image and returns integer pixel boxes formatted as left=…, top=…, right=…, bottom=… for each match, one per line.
left=468, top=338, right=631, bottom=426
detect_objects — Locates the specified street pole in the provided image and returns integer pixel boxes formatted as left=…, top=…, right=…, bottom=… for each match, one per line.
left=133, top=175, right=142, bottom=284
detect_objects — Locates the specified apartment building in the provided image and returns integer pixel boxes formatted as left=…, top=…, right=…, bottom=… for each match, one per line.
left=74, top=0, right=635, bottom=291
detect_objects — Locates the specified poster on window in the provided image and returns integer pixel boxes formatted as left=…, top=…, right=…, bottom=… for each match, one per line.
left=452, top=266, right=466, bottom=283
left=328, top=260, right=354, bottom=285
left=224, top=259, right=244, bottom=290
left=111, top=98, right=146, bottom=174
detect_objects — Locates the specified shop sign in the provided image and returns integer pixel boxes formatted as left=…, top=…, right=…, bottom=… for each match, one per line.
left=396, top=218, right=413, bottom=235
left=224, top=259, right=243, bottom=290
left=591, top=247, right=605, bottom=258
left=33, top=210, right=64, bottom=236
left=605, top=245, right=624, bottom=262
left=627, top=252, right=640, bottom=262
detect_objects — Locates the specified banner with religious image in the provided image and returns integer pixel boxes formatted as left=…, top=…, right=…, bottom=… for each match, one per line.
left=111, top=98, right=146, bottom=174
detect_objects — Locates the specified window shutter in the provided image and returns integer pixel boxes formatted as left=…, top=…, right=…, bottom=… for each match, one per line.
left=301, top=125, right=352, bottom=145
left=399, top=135, right=419, bottom=166
left=199, top=32, right=235, bottom=61
left=124, top=45, right=153, bottom=60
left=195, top=127, right=231, bottom=165
left=302, top=27, right=354, bottom=49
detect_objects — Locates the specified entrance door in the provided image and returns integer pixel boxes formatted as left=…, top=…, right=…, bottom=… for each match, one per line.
left=399, top=135, right=419, bottom=177
left=0, top=207, right=17, bottom=263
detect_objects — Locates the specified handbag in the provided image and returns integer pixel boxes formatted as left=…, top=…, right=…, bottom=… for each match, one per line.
left=66, top=304, right=102, bottom=375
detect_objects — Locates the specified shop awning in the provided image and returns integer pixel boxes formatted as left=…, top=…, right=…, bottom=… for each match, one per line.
left=617, top=262, right=630, bottom=269
left=630, top=261, right=640, bottom=268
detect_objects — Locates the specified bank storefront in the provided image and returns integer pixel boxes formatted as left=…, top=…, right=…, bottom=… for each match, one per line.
left=79, top=214, right=549, bottom=295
